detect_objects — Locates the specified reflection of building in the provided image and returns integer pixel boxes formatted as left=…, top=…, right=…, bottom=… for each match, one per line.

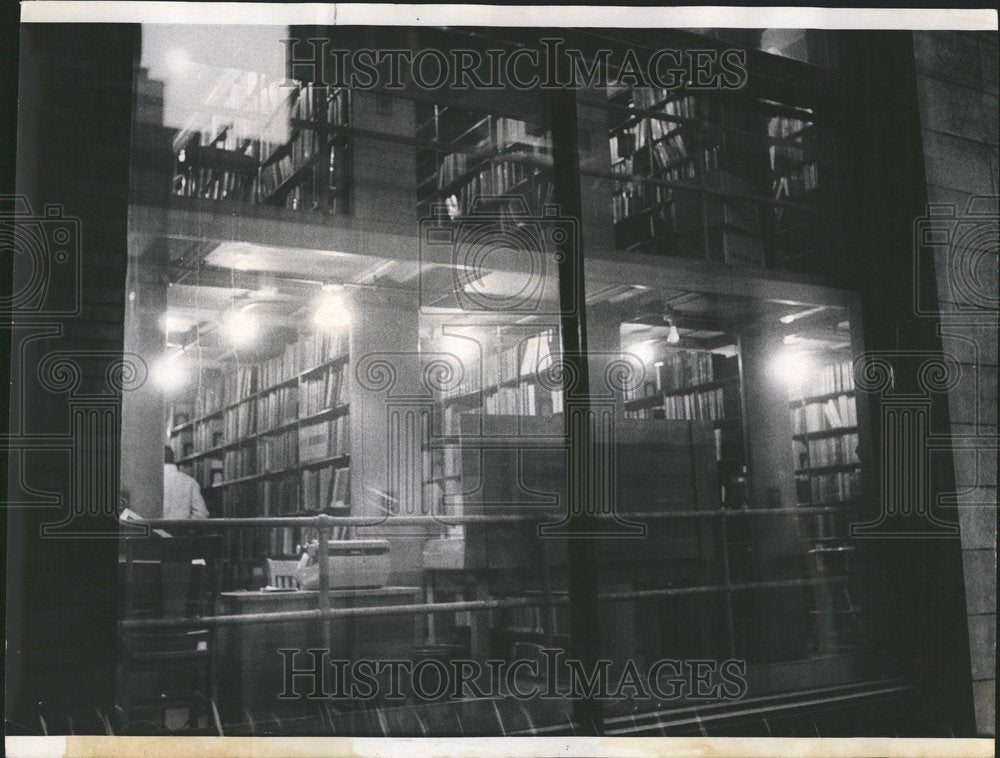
left=7, top=22, right=996, bottom=740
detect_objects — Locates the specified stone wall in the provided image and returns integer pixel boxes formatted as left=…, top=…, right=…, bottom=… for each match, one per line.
left=913, top=29, right=998, bottom=737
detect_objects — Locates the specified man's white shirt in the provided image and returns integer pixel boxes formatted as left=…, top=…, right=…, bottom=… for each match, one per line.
left=163, top=463, right=210, bottom=520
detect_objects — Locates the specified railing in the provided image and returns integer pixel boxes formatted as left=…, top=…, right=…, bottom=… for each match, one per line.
left=119, top=504, right=861, bottom=660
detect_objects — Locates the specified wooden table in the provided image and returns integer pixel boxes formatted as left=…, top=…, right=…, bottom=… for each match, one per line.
left=216, top=586, right=420, bottom=720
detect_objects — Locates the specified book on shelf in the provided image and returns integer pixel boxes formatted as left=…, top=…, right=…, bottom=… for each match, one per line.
left=805, top=470, right=861, bottom=503
left=804, top=433, right=860, bottom=469
left=301, top=362, right=349, bottom=416
left=258, top=429, right=299, bottom=473
left=224, top=399, right=258, bottom=438
left=258, top=385, right=298, bottom=428
left=792, top=395, right=858, bottom=433
left=169, top=403, right=193, bottom=428
left=791, top=360, right=854, bottom=400
left=298, top=415, right=351, bottom=462
left=223, top=446, right=258, bottom=481
left=223, top=366, right=257, bottom=403
left=300, top=464, right=351, bottom=511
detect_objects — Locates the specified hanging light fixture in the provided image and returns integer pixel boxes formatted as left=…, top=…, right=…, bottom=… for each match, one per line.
left=223, top=306, right=259, bottom=347
left=313, top=284, right=351, bottom=330
left=152, top=352, right=189, bottom=393
left=663, top=309, right=681, bottom=344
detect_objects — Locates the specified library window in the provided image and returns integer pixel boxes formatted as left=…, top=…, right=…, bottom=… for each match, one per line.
left=120, top=25, right=878, bottom=735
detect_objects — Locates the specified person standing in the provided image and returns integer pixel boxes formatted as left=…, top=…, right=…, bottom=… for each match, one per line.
left=163, top=446, right=209, bottom=520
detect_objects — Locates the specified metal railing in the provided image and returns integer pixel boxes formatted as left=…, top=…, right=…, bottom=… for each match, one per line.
left=119, top=503, right=862, bottom=657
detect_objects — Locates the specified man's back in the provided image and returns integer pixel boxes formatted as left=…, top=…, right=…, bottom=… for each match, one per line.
left=163, top=463, right=209, bottom=520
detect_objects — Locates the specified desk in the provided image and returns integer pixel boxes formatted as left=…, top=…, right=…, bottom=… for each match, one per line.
left=217, top=587, right=420, bottom=720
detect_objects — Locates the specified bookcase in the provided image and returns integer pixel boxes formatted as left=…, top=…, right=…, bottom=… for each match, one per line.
left=423, top=326, right=564, bottom=528
left=415, top=104, right=553, bottom=220
left=623, top=348, right=746, bottom=507
left=172, top=74, right=351, bottom=214
left=608, top=86, right=717, bottom=257
left=168, top=328, right=353, bottom=583
left=607, top=85, right=822, bottom=267
left=787, top=355, right=862, bottom=652
left=789, top=357, right=860, bottom=512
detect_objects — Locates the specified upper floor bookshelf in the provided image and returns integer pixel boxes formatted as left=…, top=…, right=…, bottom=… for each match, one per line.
left=604, top=83, right=828, bottom=272
left=169, top=72, right=351, bottom=215
left=415, top=104, right=553, bottom=221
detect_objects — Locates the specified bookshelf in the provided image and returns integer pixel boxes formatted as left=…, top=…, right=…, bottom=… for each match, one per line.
left=415, top=104, right=553, bottom=220
left=423, top=326, right=565, bottom=526
left=168, top=328, right=353, bottom=583
left=173, top=76, right=351, bottom=214
left=789, top=358, right=860, bottom=511
left=607, top=86, right=823, bottom=267
left=786, top=355, right=862, bottom=653
left=624, top=347, right=746, bottom=507
left=608, top=87, right=717, bottom=257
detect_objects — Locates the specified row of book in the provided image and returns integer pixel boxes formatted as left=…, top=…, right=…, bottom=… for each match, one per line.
left=175, top=145, right=350, bottom=211
left=257, top=330, right=347, bottom=388
left=261, top=473, right=300, bottom=515
left=792, top=395, right=858, bottom=433
left=299, top=416, right=351, bottom=462
left=174, top=166, right=258, bottom=203
left=301, top=464, right=351, bottom=511
left=258, top=429, right=299, bottom=473
left=439, top=164, right=554, bottom=219
left=482, top=382, right=538, bottom=416
left=287, top=82, right=349, bottom=127
left=296, top=331, right=350, bottom=376
left=633, top=88, right=700, bottom=120
left=301, top=363, right=350, bottom=417
left=610, top=173, right=700, bottom=226
left=798, top=360, right=854, bottom=398
left=192, top=377, right=225, bottom=419
left=661, top=387, right=735, bottom=421
left=224, top=366, right=258, bottom=404
left=464, top=329, right=560, bottom=398
left=773, top=161, right=820, bottom=201
left=660, top=350, right=736, bottom=394
left=803, top=469, right=861, bottom=503
left=438, top=328, right=558, bottom=400
left=801, top=432, right=860, bottom=469
left=194, top=418, right=224, bottom=451
left=491, top=116, right=549, bottom=149
left=224, top=399, right=258, bottom=438
left=258, top=386, right=298, bottom=429
left=223, top=446, right=258, bottom=481
left=252, top=464, right=352, bottom=552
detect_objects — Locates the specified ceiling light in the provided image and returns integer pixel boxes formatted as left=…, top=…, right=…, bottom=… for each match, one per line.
left=666, top=320, right=681, bottom=345
left=313, top=287, right=351, bottom=330
left=152, top=353, right=189, bottom=393
left=223, top=308, right=258, bottom=347
left=771, top=349, right=817, bottom=393
left=634, top=339, right=657, bottom=366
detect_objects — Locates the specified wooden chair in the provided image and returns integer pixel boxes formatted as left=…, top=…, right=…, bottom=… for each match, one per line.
left=118, top=534, right=223, bottom=733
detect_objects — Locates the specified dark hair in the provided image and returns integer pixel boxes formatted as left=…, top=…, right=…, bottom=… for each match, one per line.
left=164, top=445, right=175, bottom=464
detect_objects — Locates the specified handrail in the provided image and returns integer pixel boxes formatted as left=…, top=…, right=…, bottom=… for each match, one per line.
left=122, top=503, right=860, bottom=531
left=120, top=575, right=850, bottom=632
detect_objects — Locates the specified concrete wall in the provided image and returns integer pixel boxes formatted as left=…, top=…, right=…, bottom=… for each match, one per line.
left=913, top=30, right=998, bottom=736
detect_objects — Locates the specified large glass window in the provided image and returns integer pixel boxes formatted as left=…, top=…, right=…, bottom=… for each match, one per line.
left=121, top=25, right=877, bottom=737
